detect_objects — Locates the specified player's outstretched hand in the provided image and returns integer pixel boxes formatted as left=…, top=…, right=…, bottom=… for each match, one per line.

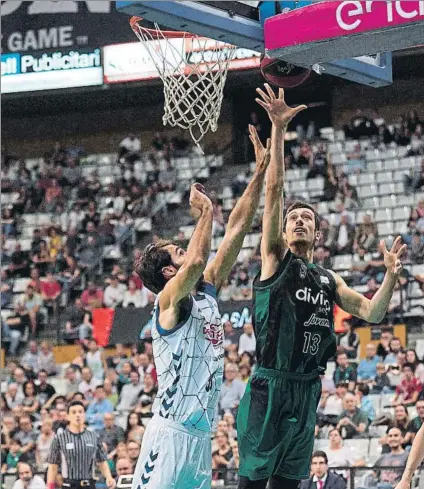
left=249, top=125, right=271, bottom=173
left=189, top=182, right=212, bottom=214
left=394, top=479, right=411, bottom=489
left=381, top=236, right=407, bottom=276
left=255, top=83, right=307, bottom=129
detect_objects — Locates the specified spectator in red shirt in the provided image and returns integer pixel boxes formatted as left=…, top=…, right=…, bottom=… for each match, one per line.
left=393, top=363, right=423, bottom=406
left=41, top=272, right=61, bottom=316
left=80, top=281, right=104, bottom=311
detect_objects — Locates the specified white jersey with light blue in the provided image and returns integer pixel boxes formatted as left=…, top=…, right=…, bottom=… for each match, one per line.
left=151, top=282, right=225, bottom=433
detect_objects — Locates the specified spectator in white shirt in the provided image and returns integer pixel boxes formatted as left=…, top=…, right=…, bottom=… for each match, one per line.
left=122, top=279, right=149, bottom=308
left=118, top=134, right=141, bottom=165
left=116, top=370, right=143, bottom=413
left=324, top=428, right=365, bottom=478
left=218, top=363, right=246, bottom=417
left=103, top=276, right=127, bottom=308
left=238, top=323, right=256, bottom=356
left=12, top=463, right=46, bottom=489
left=318, top=383, right=348, bottom=427
left=78, top=367, right=100, bottom=402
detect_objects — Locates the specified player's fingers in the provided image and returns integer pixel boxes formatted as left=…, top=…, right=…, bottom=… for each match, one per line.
left=291, top=104, right=308, bottom=116
left=264, top=83, right=276, bottom=101
left=255, top=98, right=269, bottom=110
left=256, top=88, right=271, bottom=104
left=249, top=124, right=258, bottom=140
left=266, top=138, right=271, bottom=151
left=380, top=239, right=388, bottom=255
left=390, top=235, right=402, bottom=253
left=278, top=87, right=285, bottom=100
left=397, top=244, right=408, bottom=258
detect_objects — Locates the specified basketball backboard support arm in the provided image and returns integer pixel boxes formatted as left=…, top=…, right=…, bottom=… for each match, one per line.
left=116, top=0, right=394, bottom=87
left=116, top=1, right=264, bottom=51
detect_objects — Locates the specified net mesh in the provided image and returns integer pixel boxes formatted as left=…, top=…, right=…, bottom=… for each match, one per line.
left=130, top=17, right=236, bottom=148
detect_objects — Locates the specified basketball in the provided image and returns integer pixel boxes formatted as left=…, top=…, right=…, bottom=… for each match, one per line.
left=260, top=54, right=312, bottom=89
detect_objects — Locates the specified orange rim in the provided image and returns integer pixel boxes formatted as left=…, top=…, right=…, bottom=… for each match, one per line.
left=130, top=16, right=197, bottom=39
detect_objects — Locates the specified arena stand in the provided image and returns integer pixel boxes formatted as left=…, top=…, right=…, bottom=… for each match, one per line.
left=2, top=111, right=424, bottom=489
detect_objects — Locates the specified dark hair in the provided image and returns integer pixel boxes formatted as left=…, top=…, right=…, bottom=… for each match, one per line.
left=283, top=201, right=320, bottom=233
left=67, top=400, right=86, bottom=413
left=134, top=239, right=176, bottom=294
left=23, top=381, right=36, bottom=396
left=403, top=362, right=416, bottom=373
left=357, top=383, right=370, bottom=396
left=328, top=428, right=341, bottom=437
left=95, top=385, right=104, bottom=390
left=125, top=412, right=144, bottom=438
left=406, top=349, right=420, bottom=364
left=312, top=451, right=328, bottom=464
left=72, top=392, right=85, bottom=400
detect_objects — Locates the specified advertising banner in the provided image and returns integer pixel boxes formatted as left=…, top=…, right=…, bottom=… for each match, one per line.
left=1, top=47, right=103, bottom=93
left=1, top=1, right=136, bottom=54
left=94, top=299, right=253, bottom=346
left=103, top=40, right=260, bottom=84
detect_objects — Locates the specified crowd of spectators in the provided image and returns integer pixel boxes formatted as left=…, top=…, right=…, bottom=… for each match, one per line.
left=3, top=322, right=424, bottom=488
left=2, top=110, right=424, bottom=488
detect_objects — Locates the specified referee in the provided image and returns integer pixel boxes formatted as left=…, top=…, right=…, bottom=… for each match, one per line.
left=47, top=401, right=116, bottom=489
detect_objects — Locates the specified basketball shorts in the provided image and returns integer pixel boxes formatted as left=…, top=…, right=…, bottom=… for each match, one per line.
left=131, top=415, right=212, bottom=489
left=237, top=367, right=322, bottom=481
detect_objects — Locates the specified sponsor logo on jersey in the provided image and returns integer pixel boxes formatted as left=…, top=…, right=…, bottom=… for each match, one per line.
left=203, top=321, right=224, bottom=347
left=320, top=275, right=330, bottom=284
left=299, top=262, right=307, bottom=279
left=295, top=287, right=331, bottom=312
left=304, top=313, right=330, bottom=328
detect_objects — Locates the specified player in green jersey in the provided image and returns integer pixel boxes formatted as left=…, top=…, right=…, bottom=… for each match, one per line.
left=237, top=84, right=407, bottom=489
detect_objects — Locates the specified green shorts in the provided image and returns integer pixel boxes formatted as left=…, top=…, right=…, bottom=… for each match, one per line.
left=237, top=367, right=322, bottom=481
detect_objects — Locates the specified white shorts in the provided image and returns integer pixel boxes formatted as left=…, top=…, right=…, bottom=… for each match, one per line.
left=131, top=415, right=212, bottom=489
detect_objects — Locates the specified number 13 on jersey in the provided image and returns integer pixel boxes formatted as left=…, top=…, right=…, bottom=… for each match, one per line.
left=303, top=332, right=321, bottom=355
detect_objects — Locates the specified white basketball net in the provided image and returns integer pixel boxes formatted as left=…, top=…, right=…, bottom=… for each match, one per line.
left=131, top=17, right=236, bottom=148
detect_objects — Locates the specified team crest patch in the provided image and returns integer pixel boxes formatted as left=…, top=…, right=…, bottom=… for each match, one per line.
left=203, top=322, right=223, bottom=347
left=299, top=262, right=307, bottom=279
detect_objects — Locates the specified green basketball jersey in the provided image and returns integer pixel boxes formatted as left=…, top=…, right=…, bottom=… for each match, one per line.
left=252, top=249, right=337, bottom=374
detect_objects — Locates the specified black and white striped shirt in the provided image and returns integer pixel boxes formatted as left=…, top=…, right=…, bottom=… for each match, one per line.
left=47, top=429, right=107, bottom=480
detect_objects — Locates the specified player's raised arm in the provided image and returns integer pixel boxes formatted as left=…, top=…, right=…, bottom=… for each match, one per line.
left=204, top=130, right=271, bottom=290
left=330, top=237, right=407, bottom=323
left=395, top=422, right=424, bottom=489
left=256, top=84, right=307, bottom=280
left=159, top=183, right=213, bottom=311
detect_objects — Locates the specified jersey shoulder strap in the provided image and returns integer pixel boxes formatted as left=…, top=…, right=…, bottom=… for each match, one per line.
left=253, top=249, right=293, bottom=290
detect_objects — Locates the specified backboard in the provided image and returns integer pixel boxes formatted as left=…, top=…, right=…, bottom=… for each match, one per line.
left=116, top=0, right=394, bottom=87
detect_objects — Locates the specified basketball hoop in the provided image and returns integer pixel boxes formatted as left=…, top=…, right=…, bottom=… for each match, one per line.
left=130, top=16, right=236, bottom=150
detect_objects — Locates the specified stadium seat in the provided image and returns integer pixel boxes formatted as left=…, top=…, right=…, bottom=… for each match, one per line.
left=380, top=195, right=397, bottom=208
left=393, top=207, right=411, bottom=221
left=359, top=185, right=378, bottom=199
left=376, top=171, right=393, bottom=184
left=362, top=197, right=380, bottom=209
left=359, top=173, right=376, bottom=186
left=331, top=153, right=347, bottom=165
left=377, top=222, right=394, bottom=236
left=333, top=255, right=353, bottom=271
left=375, top=208, right=392, bottom=223
left=344, top=438, right=370, bottom=454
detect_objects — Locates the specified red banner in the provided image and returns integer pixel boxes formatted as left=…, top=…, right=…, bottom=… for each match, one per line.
left=92, top=308, right=115, bottom=347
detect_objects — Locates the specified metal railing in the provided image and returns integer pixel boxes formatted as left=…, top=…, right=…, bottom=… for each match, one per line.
left=3, top=467, right=423, bottom=489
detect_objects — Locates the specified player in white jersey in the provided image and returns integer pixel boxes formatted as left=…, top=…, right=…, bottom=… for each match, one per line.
left=132, top=126, right=271, bottom=489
